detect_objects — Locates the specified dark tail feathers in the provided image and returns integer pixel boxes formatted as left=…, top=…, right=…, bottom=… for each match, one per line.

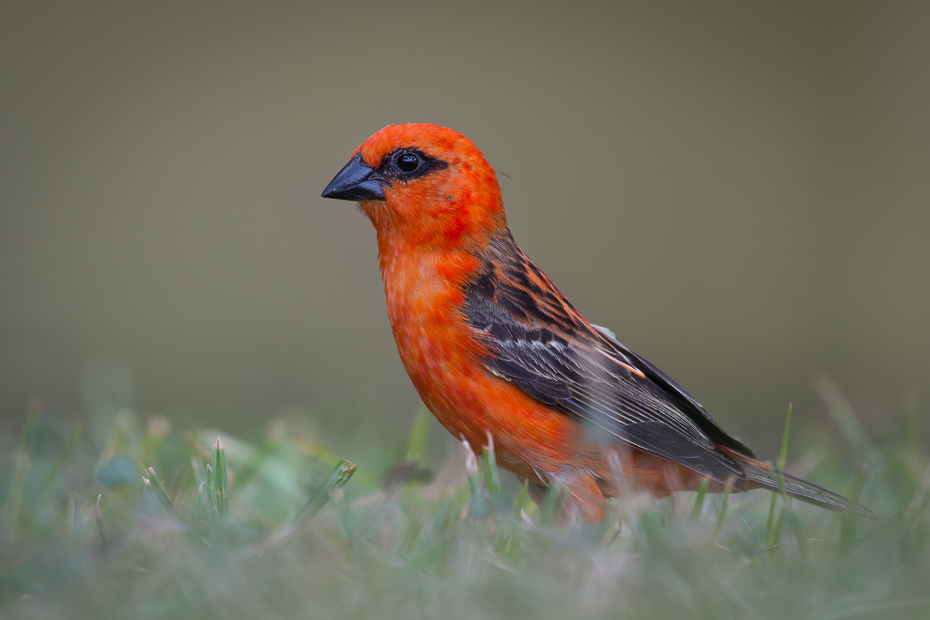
left=742, top=464, right=878, bottom=520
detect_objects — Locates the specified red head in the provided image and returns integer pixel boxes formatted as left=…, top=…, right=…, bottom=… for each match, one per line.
left=322, top=123, right=506, bottom=248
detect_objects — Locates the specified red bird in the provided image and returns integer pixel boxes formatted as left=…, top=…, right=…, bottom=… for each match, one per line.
left=322, top=123, right=875, bottom=521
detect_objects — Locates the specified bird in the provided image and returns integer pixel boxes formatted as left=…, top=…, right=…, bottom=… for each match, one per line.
left=321, top=123, right=876, bottom=521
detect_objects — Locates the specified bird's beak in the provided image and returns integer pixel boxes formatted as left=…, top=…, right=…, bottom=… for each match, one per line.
left=321, top=153, right=386, bottom=201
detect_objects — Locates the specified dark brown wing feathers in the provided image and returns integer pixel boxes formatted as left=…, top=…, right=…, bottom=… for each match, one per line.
left=462, top=231, right=877, bottom=518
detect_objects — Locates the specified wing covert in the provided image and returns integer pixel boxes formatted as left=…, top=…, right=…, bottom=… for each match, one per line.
left=463, top=232, right=750, bottom=484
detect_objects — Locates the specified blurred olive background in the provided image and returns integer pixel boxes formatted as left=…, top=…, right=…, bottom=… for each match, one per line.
left=1, top=1, right=928, bottom=456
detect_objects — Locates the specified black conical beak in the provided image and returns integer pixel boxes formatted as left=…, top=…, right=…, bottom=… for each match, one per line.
left=321, top=153, right=386, bottom=201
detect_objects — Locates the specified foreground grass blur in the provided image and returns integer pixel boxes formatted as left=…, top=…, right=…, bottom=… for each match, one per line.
left=1, top=397, right=929, bottom=620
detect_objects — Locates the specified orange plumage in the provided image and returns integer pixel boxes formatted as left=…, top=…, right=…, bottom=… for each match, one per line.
left=322, top=123, right=875, bottom=521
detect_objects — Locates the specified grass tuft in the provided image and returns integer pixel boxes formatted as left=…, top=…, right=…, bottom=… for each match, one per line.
left=1, top=395, right=928, bottom=620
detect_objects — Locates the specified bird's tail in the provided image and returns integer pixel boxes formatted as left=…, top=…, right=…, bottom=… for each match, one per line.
left=736, top=456, right=878, bottom=519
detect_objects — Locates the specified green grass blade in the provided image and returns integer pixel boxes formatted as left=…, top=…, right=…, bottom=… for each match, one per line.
left=514, top=480, right=530, bottom=519
left=459, top=437, right=488, bottom=518
left=816, top=377, right=876, bottom=456
left=406, top=403, right=432, bottom=463
left=143, top=466, right=179, bottom=517
left=95, top=493, right=106, bottom=550
left=215, top=438, right=228, bottom=517
left=206, top=462, right=217, bottom=522
left=839, top=463, right=869, bottom=556
left=777, top=404, right=792, bottom=472
left=765, top=405, right=792, bottom=554
left=483, top=433, right=499, bottom=497
left=691, top=479, right=709, bottom=520
left=714, top=478, right=734, bottom=539
left=37, top=423, right=83, bottom=528
left=293, top=459, right=358, bottom=525
left=2, top=400, right=41, bottom=537
left=539, top=483, right=561, bottom=527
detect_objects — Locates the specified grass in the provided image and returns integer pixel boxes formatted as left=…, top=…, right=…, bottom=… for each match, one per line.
left=1, top=396, right=929, bottom=620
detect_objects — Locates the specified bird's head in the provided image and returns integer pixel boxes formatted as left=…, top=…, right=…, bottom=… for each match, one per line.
left=322, top=123, right=506, bottom=247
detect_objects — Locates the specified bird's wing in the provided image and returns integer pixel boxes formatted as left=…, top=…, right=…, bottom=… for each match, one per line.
left=462, top=233, right=752, bottom=485
left=586, top=321, right=756, bottom=458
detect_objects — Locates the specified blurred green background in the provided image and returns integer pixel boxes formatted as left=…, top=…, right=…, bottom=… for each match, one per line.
left=1, top=1, right=927, bottom=457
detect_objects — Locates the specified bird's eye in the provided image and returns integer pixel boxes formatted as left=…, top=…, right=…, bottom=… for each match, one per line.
left=396, top=152, right=420, bottom=173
